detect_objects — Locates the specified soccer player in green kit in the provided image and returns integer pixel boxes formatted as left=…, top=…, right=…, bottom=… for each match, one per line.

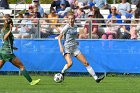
left=0, top=14, right=40, bottom=85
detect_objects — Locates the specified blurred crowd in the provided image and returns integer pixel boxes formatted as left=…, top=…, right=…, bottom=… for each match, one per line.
left=1, top=0, right=140, bottom=39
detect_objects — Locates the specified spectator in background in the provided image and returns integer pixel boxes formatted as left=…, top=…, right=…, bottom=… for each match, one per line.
left=92, top=0, right=108, bottom=9
left=16, top=12, right=33, bottom=38
left=79, top=12, right=98, bottom=39
left=32, top=0, right=44, bottom=17
left=131, top=0, right=139, bottom=5
left=14, top=14, right=24, bottom=34
left=117, top=0, right=131, bottom=16
left=0, top=0, right=9, bottom=9
left=78, top=0, right=88, bottom=3
left=57, top=6, right=71, bottom=23
left=48, top=7, right=58, bottom=28
left=31, top=6, right=41, bottom=23
left=74, top=2, right=86, bottom=21
left=78, top=0, right=95, bottom=9
left=48, top=7, right=60, bottom=38
left=67, top=0, right=74, bottom=5
left=74, top=1, right=92, bottom=9
left=28, top=5, right=34, bottom=16
left=92, top=7, right=105, bottom=27
left=30, top=6, right=42, bottom=38
left=107, top=6, right=122, bottom=23
left=74, top=2, right=86, bottom=27
left=130, top=9, right=140, bottom=37
left=102, top=16, right=120, bottom=39
left=132, top=0, right=140, bottom=17
left=134, top=9, right=140, bottom=34
left=120, top=13, right=132, bottom=39
left=57, top=7, right=71, bottom=17
left=16, top=13, right=24, bottom=23
left=87, top=4, right=96, bottom=15
left=70, top=0, right=79, bottom=9
left=130, top=20, right=138, bottom=39
left=56, top=1, right=68, bottom=18
left=87, top=1, right=95, bottom=9
left=51, top=0, right=70, bottom=11
left=40, top=13, right=52, bottom=38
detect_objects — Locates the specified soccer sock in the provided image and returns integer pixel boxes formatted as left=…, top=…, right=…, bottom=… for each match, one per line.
left=61, top=64, right=68, bottom=74
left=21, top=69, right=32, bottom=82
left=86, top=65, right=98, bottom=80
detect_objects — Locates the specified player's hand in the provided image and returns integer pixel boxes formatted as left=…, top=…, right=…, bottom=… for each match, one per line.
left=76, top=41, right=79, bottom=45
left=10, top=23, right=13, bottom=31
left=13, top=46, right=18, bottom=50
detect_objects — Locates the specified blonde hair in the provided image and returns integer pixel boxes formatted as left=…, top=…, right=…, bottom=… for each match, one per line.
left=34, top=6, right=38, bottom=12
left=131, top=20, right=137, bottom=24
left=131, top=20, right=137, bottom=27
left=67, top=10, right=74, bottom=16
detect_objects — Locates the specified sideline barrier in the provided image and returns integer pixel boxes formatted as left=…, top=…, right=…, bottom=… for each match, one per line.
left=0, top=39, right=140, bottom=73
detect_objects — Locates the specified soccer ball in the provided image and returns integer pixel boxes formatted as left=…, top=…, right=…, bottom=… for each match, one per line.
left=54, top=73, right=64, bottom=83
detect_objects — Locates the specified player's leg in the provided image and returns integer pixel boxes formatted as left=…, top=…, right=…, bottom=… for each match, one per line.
left=0, top=60, right=5, bottom=69
left=11, top=57, right=40, bottom=85
left=76, top=53, right=105, bottom=83
left=61, top=53, right=73, bottom=74
left=0, top=54, right=5, bottom=69
left=11, top=57, right=32, bottom=82
left=76, top=53, right=98, bottom=80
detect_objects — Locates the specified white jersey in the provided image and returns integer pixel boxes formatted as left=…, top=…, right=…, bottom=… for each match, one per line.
left=61, top=24, right=78, bottom=48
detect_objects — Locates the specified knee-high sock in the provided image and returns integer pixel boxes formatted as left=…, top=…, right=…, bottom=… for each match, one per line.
left=21, top=69, right=32, bottom=82
left=86, top=65, right=98, bottom=80
left=61, top=64, right=68, bottom=74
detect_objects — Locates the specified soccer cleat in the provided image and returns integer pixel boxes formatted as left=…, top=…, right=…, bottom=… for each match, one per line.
left=96, top=75, right=105, bottom=83
left=30, top=79, right=41, bottom=85
left=61, top=73, right=65, bottom=81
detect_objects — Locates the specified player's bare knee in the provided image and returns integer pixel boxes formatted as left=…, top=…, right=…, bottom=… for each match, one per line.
left=67, top=62, right=73, bottom=68
left=83, top=61, right=89, bottom=66
left=0, top=63, right=2, bottom=68
left=19, top=65, right=25, bottom=70
left=0, top=64, right=3, bottom=69
left=0, top=61, right=4, bottom=69
left=0, top=65, right=3, bottom=69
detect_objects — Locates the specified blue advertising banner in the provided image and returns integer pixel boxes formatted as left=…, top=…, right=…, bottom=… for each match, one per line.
left=0, top=39, right=140, bottom=73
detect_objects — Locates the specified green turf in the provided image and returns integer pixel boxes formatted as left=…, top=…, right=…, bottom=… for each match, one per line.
left=0, top=75, right=140, bottom=93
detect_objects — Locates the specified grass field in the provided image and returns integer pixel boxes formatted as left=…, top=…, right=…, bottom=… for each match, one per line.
left=0, top=75, right=140, bottom=93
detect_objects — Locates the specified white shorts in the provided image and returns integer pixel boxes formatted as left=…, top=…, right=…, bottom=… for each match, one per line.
left=63, top=46, right=81, bottom=57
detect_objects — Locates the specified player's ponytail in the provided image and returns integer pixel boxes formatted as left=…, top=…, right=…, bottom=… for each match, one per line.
left=2, top=14, right=13, bottom=31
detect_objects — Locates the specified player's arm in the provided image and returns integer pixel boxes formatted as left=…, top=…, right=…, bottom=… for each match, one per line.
left=3, top=23, right=12, bottom=40
left=58, top=24, right=69, bottom=53
left=58, top=33, right=64, bottom=53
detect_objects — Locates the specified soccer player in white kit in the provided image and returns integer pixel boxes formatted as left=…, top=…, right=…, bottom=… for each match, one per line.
left=58, top=12, right=105, bottom=83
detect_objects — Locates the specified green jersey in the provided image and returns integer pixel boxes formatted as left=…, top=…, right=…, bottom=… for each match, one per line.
left=0, top=26, right=14, bottom=54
